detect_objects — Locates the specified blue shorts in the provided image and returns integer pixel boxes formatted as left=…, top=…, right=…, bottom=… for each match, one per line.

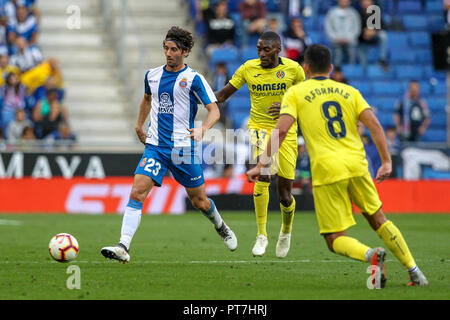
left=134, top=144, right=204, bottom=188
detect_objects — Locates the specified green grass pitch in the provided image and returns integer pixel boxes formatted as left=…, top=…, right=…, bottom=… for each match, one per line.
left=0, top=212, right=449, bottom=300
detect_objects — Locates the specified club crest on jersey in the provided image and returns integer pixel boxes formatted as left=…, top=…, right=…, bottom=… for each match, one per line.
left=276, top=71, right=285, bottom=79
left=179, top=78, right=188, bottom=88
left=159, top=92, right=174, bottom=114
left=140, top=157, right=147, bottom=167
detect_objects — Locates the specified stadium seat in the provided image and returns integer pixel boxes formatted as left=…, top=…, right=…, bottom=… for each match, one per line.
left=367, top=65, right=394, bottom=80
left=426, top=1, right=444, bottom=14
left=433, top=83, right=446, bottom=95
left=397, top=1, right=422, bottom=13
left=241, top=47, right=258, bottom=61
left=395, top=65, right=424, bottom=80
left=428, top=14, right=445, bottom=32
left=429, top=112, right=447, bottom=129
left=308, top=31, right=322, bottom=44
left=342, top=64, right=364, bottom=79
left=374, top=98, right=398, bottom=112
left=230, top=111, right=249, bottom=129
left=403, top=15, right=428, bottom=31
left=210, top=47, right=239, bottom=66
left=372, top=81, right=403, bottom=96
left=350, top=81, right=372, bottom=97
left=376, top=112, right=396, bottom=127
left=387, top=32, right=409, bottom=48
left=427, top=97, right=447, bottom=111
left=226, top=62, right=241, bottom=75
left=415, top=50, right=432, bottom=64
left=227, top=0, right=240, bottom=13
left=390, top=49, right=415, bottom=64
left=418, top=81, right=431, bottom=96
left=420, top=129, right=447, bottom=142
left=228, top=97, right=251, bottom=112
left=366, top=47, right=380, bottom=63
left=409, top=32, right=431, bottom=48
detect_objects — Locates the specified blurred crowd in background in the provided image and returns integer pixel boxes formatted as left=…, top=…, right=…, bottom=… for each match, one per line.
left=0, top=0, right=76, bottom=151
left=186, top=0, right=449, bottom=189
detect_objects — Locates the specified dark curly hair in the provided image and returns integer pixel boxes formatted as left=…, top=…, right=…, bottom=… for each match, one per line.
left=163, top=26, right=194, bottom=54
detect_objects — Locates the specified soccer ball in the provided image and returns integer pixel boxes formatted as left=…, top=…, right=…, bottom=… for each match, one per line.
left=48, top=233, right=79, bottom=262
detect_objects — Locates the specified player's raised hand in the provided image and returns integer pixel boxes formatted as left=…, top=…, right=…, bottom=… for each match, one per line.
left=267, top=102, right=281, bottom=120
left=187, top=127, right=206, bottom=141
left=135, top=127, right=146, bottom=144
left=375, top=162, right=392, bottom=183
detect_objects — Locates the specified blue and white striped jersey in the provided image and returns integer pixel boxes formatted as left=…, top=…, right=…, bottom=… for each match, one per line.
left=144, top=65, right=217, bottom=148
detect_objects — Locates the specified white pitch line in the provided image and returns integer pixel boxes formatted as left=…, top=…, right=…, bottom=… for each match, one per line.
left=0, top=219, right=22, bottom=226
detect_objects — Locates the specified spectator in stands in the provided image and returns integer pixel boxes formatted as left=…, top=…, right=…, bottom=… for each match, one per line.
left=358, top=0, right=389, bottom=70
left=46, top=121, right=77, bottom=149
left=33, top=88, right=69, bottom=138
left=21, top=56, right=64, bottom=97
left=222, top=163, right=234, bottom=178
left=6, top=108, right=32, bottom=142
left=330, top=66, right=348, bottom=84
left=0, top=13, right=10, bottom=56
left=294, top=136, right=311, bottom=194
left=204, top=0, right=236, bottom=56
left=445, top=0, right=450, bottom=27
left=325, top=0, right=361, bottom=67
left=19, top=124, right=36, bottom=149
left=0, top=71, right=26, bottom=130
left=34, top=97, right=68, bottom=139
left=267, top=17, right=284, bottom=45
left=213, top=62, right=230, bottom=125
left=283, top=16, right=310, bottom=64
left=9, top=36, right=43, bottom=72
left=394, top=80, right=431, bottom=142
left=12, top=3, right=38, bottom=45
left=239, top=0, right=267, bottom=47
left=386, top=125, right=400, bottom=178
left=0, top=54, right=20, bottom=86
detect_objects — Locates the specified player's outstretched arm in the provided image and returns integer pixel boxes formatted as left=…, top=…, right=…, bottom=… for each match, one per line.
left=214, top=83, right=238, bottom=103
left=188, top=102, right=220, bottom=141
left=135, top=93, right=151, bottom=144
left=359, top=108, right=392, bottom=183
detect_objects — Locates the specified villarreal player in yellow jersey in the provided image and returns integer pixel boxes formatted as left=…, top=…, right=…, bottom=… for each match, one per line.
left=215, top=31, right=305, bottom=258
left=247, top=44, right=428, bottom=287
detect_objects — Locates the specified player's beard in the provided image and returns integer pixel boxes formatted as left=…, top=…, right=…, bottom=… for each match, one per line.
left=167, top=55, right=183, bottom=69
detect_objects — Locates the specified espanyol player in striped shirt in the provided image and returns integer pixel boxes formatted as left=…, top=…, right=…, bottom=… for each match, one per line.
left=101, top=27, right=237, bottom=263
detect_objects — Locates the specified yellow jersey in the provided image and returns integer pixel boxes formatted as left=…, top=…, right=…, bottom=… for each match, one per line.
left=280, top=77, right=371, bottom=186
left=229, top=57, right=305, bottom=133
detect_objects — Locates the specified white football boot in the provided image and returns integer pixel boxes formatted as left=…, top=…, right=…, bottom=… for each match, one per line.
left=408, top=267, right=429, bottom=286
left=252, top=234, right=268, bottom=257
left=275, top=228, right=291, bottom=258
left=216, top=222, right=238, bottom=251
left=101, top=244, right=130, bottom=263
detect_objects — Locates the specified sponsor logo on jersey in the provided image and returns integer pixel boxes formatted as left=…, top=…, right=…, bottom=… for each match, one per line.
left=159, top=92, right=174, bottom=114
left=276, top=70, right=285, bottom=79
left=251, top=83, right=287, bottom=92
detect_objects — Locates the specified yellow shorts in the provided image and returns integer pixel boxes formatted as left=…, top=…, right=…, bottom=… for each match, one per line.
left=312, top=172, right=382, bottom=234
left=249, top=128, right=297, bottom=180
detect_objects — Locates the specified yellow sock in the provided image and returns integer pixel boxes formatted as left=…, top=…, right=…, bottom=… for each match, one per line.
left=280, top=196, right=295, bottom=234
left=376, top=220, right=416, bottom=270
left=254, top=181, right=270, bottom=237
left=332, top=236, right=371, bottom=262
